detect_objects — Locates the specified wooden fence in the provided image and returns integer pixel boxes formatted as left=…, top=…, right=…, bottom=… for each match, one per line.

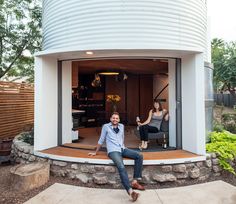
left=214, top=93, right=236, bottom=108
left=0, top=81, right=34, bottom=140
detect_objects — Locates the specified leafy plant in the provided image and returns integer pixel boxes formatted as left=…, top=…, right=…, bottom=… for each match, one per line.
left=0, top=0, right=42, bottom=82
left=222, top=113, right=236, bottom=134
left=206, top=131, right=236, bottom=175
left=19, top=128, right=34, bottom=145
left=211, top=39, right=236, bottom=101
left=213, top=121, right=224, bottom=132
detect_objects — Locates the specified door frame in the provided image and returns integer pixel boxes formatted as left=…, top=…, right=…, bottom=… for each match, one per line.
left=57, top=57, right=182, bottom=149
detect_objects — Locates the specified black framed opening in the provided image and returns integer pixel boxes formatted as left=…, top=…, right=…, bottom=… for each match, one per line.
left=58, top=57, right=182, bottom=152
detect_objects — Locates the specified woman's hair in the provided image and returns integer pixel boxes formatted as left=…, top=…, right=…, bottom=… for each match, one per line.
left=152, top=99, right=163, bottom=112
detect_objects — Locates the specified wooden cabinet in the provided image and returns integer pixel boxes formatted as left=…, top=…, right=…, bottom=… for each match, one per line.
left=72, top=64, right=78, bottom=88
left=73, top=74, right=105, bottom=127
left=105, top=76, right=126, bottom=113
left=127, top=75, right=139, bottom=125
left=105, top=75, right=153, bottom=124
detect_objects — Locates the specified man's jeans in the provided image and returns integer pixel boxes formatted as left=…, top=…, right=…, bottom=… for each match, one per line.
left=108, top=148, right=143, bottom=193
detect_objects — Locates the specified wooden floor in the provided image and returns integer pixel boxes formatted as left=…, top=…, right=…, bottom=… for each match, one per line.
left=41, top=127, right=200, bottom=161
left=69, top=127, right=140, bottom=149
left=41, top=147, right=199, bottom=160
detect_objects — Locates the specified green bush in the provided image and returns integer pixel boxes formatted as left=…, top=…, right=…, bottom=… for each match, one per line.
left=213, top=121, right=224, bottom=132
left=222, top=113, right=236, bottom=134
left=19, top=129, right=34, bottom=145
left=206, top=131, right=236, bottom=175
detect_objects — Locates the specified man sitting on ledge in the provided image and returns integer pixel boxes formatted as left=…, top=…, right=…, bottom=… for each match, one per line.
left=88, top=112, right=145, bottom=202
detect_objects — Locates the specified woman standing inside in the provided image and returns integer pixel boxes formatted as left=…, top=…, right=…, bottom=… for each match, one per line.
left=137, top=99, right=169, bottom=150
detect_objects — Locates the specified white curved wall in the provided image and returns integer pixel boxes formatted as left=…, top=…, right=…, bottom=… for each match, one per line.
left=42, top=0, right=208, bottom=59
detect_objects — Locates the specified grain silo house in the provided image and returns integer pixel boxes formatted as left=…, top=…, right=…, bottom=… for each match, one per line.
left=34, top=0, right=213, bottom=167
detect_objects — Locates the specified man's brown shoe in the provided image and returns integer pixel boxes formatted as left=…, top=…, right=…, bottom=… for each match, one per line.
left=130, top=191, right=139, bottom=202
left=131, top=182, right=145, bottom=191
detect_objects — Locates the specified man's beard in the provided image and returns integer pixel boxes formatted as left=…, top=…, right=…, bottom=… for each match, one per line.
left=111, top=121, right=118, bottom=126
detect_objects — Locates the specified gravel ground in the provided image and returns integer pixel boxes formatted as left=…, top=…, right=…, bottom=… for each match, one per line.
left=0, top=162, right=236, bottom=204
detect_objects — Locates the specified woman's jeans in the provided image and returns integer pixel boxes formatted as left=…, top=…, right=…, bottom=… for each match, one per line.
left=108, top=148, right=143, bottom=193
left=139, top=124, right=159, bottom=141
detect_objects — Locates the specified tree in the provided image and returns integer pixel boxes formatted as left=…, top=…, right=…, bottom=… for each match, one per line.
left=0, top=0, right=42, bottom=82
left=211, top=38, right=236, bottom=100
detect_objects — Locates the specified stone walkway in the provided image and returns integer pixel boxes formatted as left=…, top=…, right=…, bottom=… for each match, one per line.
left=24, top=180, right=236, bottom=204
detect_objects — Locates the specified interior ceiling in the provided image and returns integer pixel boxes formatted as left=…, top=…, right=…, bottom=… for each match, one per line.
left=73, top=59, right=168, bottom=74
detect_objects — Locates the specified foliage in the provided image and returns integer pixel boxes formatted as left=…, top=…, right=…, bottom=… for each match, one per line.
left=214, top=111, right=236, bottom=134
left=206, top=131, right=236, bottom=175
left=20, top=128, right=34, bottom=145
left=213, top=105, right=236, bottom=133
left=211, top=38, right=236, bottom=99
left=222, top=113, right=236, bottom=134
left=213, top=121, right=224, bottom=132
left=0, top=0, right=42, bottom=82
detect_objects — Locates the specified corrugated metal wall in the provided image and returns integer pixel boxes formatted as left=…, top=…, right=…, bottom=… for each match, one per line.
left=42, top=0, right=208, bottom=59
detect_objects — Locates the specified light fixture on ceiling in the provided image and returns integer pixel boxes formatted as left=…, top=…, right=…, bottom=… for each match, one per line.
left=97, top=70, right=128, bottom=81
left=98, top=71, right=119, bottom=76
left=86, top=51, right=94, bottom=55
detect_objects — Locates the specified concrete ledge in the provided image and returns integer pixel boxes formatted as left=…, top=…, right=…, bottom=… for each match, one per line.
left=34, top=151, right=206, bottom=165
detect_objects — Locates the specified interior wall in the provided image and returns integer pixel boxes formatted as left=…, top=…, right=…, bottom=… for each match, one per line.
left=104, top=74, right=153, bottom=124
left=153, top=75, right=169, bottom=109
left=72, top=63, right=78, bottom=88
left=74, top=60, right=167, bottom=126
left=139, top=75, right=153, bottom=121
left=127, top=75, right=139, bottom=124
left=105, top=76, right=126, bottom=114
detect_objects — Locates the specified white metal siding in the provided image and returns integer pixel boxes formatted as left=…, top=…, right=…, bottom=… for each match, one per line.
left=42, top=0, right=208, bottom=59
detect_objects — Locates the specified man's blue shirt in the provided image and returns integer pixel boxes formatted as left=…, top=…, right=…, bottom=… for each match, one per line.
left=98, top=122, right=125, bottom=154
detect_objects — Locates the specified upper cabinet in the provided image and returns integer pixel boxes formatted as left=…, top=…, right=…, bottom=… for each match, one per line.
left=72, top=63, right=78, bottom=88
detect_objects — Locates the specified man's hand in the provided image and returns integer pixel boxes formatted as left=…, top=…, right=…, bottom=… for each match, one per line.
left=88, top=152, right=97, bottom=156
left=137, top=122, right=142, bottom=126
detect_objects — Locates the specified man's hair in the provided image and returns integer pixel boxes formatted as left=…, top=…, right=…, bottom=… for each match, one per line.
left=110, top=112, right=120, bottom=117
